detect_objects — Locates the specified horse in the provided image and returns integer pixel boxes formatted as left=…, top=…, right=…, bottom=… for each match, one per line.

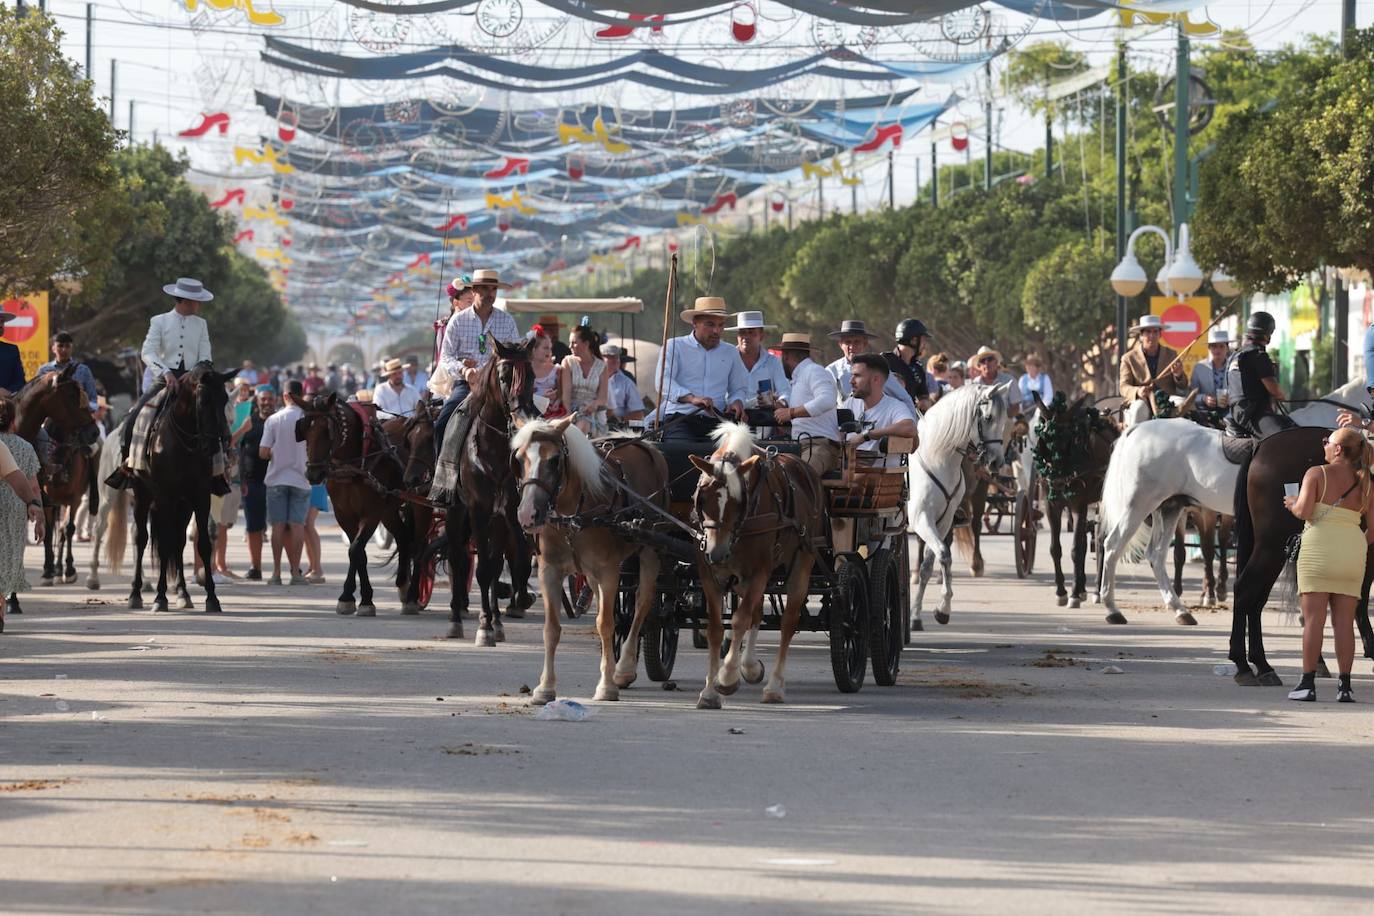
left=512, top=415, right=667, bottom=703
left=437, top=339, right=538, bottom=645
left=688, top=422, right=827, bottom=708
left=88, top=418, right=144, bottom=591
left=14, top=367, right=99, bottom=592
left=1095, top=419, right=1241, bottom=624
left=108, top=362, right=236, bottom=613
left=1228, top=426, right=1374, bottom=686
left=907, top=382, right=1014, bottom=629
left=1029, top=392, right=1120, bottom=609
left=1172, top=509, right=1234, bottom=607
left=297, top=392, right=433, bottom=616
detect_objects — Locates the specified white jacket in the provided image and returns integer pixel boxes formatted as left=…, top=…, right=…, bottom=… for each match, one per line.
left=142, top=308, right=212, bottom=377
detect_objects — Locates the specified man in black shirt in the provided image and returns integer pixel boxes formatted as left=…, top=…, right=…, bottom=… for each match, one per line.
left=884, top=318, right=933, bottom=411
left=235, top=385, right=276, bottom=579
left=1227, top=311, right=1294, bottom=437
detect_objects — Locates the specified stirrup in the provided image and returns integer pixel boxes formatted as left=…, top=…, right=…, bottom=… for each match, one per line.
left=104, top=467, right=133, bottom=490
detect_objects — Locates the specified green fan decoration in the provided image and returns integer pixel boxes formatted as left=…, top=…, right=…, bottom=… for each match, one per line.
left=1031, top=392, right=1114, bottom=503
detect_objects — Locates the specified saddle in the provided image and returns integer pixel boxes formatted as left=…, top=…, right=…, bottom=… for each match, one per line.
left=1221, top=435, right=1257, bottom=465
left=429, top=395, right=474, bottom=505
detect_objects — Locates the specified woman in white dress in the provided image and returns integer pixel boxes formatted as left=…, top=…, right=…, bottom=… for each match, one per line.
left=528, top=326, right=562, bottom=417
left=559, top=325, right=609, bottom=436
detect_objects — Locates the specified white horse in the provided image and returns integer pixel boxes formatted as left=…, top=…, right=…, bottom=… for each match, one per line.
left=1288, top=377, right=1367, bottom=427
left=87, top=418, right=153, bottom=591
left=907, top=382, right=1014, bottom=627
left=1096, top=419, right=1239, bottom=624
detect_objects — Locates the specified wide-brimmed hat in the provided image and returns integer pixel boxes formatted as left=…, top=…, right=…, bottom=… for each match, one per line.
left=1207, top=328, right=1234, bottom=345
left=383, top=358, right=404, bottom=374
left=778, top=332, right=814, bottom=353
left=162, top=277, right=214, bottom=301
left=972, top=345, right=1003, bottom=365
left=233, top=375, right=253, bottom=388
left=680, top=296, right=732, bottom=324
left=725, top=310, right=775, bottom=332
left=470, top=268, right=512, bottom=290
left=538, top=313, right=563, bottom=326
left=1130, top=314, right=1164, bottom=334
left=828, top=319, right=880, bottom=341
left=602, top=344, right=635, bottom=363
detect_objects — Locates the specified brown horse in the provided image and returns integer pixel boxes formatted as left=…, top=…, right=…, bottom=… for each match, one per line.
left=512, top=415, right=667, bottom=703
left=1171, top=509, right=1234, bottom=606
left=689, top=422, right=827, bottom=708
left=298, top=392, right=434, bottom=616
left=14, top=367, right=99, bottom=589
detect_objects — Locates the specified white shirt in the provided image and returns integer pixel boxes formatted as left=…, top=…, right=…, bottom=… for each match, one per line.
left=142, top=308, right=212, bottom=378
left=607, top=371, right=642, bottom=418
left=784, top=357, right=839, bottom=443
left=741, top=349, right=790, bottom=405
left=260, top=404, right=309, bottom=490
left=655, top=333, right=750, bottom=418
left=844, top=394, right=917, bottom=467
left=826, top=356, right=854, bottom=399
left=373, top=381, right=422, bottom=417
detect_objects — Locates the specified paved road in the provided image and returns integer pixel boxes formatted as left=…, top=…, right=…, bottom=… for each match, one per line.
left=3, top=521, right=1373, bottom=914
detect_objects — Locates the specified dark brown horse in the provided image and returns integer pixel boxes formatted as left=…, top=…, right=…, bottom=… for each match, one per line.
left=1172, top=509, right=1234, bottom=606
left=1230, top=426, right=1374, bottom=685
left=689, top=422, right=828, bottom=708
left=438, top=339, right=538, bottom=645
left=109, top=362, right=236, bottom=613
left=298, top=393, right=433, bottom=616
left=512, top=414, right=667, bottom=703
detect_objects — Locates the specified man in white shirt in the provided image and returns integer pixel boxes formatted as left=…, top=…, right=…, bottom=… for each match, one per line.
left=373, top=357, right=422, bottom=417
left=826, top=319, right=879, bottom=400
left=108, top=277, right=225, bottom=492
left=773, top=333, right=841, bottom=476
left=969, top=346, right=1021, bottom=417
left=843, top=353, right=918, bottom=469
left=653, top=297, right=749, bottom=440
left=434, top=268, right=521, bottom=447
left=259, top=379, right=310, bottom=586
left=602, top=345, right=645, bottom=423
left=729, top=311, right=789, bottom=406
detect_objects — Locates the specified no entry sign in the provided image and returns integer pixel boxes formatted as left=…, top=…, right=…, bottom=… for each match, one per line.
left=1, top=293, right=49, bottom=379
left=2, top=297, right=41, bottom=342
left=1151, top=296, right=1212, bottom=378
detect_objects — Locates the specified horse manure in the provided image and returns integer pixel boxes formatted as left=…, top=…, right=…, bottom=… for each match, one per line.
left=1031, top=651, right=1077, bottom=668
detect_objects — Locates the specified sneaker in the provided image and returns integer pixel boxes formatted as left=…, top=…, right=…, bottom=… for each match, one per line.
left=1288, top=684, right=1317, bottom=702
left=246, top=568, right=262, bottom=581
left=211, top=573, right=232, bottom=586
left=289, top=574, right=307, bottom=586
left=1338, top=685, right=1355, bottom=703
left=268, top=574, right=283, bottom=586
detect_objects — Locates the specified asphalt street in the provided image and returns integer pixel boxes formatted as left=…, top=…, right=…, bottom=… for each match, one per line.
left=4, top=520, right=1374, bottom=914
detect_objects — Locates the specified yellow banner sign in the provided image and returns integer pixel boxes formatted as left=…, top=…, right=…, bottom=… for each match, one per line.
left=1, top=292, right=50, bottom=380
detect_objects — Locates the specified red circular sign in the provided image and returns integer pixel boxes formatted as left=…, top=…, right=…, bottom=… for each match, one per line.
left=1, top=298, right=39, bottom=342
left=1160, top=303, right=1201, bottom=350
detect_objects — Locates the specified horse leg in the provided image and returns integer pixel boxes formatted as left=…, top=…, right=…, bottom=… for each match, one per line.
left=354, top=520, right=381, bottom=617
left=87, top=491, right=107, bottom=591
left=401, top=506, right=432, bottom=613
left=614, top=549, right=661, bottom=689
left=910, top=514, right=950, bottom=625
left=175, top=537, right=194, bottom=610
left=1148, top=506, right=1194, bottom=623
left=474, top=532, right=501, bottom=647
left=1048, top=502, right=1067, bottom=606
left=63, top=505, right=78, bottom=583
left=969, top=487, right=986, bottom=578
left=194, top=500, right=218, bottom=613
left=506, top=530, right=534, bottom=616
left=1198, top=511, right=1217, bottom=606
left=909, top=537, right=932, bottom=632
left=531, top=546, right=565, bottom=704
left=1097, top=499, right=1157, bottom=624
left=1217, top=516, right=1232, bottom=603
left=152, top=522, right=171, bottom=613
left=444, top=511, right=469, bottom=640
left=591, top=554, right=626, bottom=702
left=1070, top=499, right=1090, bottom=607
left=762, top=556, right=814, bottom=704
left=717, top=574, right=764, bottom=695
left=1229, top=542, right=1285, bottom=685
left=696, top=572, right=726, bottom=710
left=40, top=506, right=55, bottom=586
left=128, top=496, right=149, bottom=610
left=1171, top=513, right=1186, bottom=598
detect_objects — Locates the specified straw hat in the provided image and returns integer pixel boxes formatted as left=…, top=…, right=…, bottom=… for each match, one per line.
left=355, top=389, right=374, bottom=403
left=778, top=332, right=814, bottom=353
left=725, top=310, right=775, bottom=331
left=679, top=296, right=732, bottom=324
left=383, top=357, right=404, bottom=374
left=470, top=268, right=512, bottom=290
left=972, top=345, right=1003, bottom=366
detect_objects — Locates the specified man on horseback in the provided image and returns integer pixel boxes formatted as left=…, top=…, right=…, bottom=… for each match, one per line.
left=654, top=297, right=748, bottom=440
left=37, top=332, right=99, bottom=413
left=884, top=318, right=936, bottom=411
left=105, top=277, right=231, bottom=496
left=844, top=354, right=917, bottom=468
left=433, top=268, right=520, bottom=449
left=773, top=333, right=842, bottom=476
left=1119, top=314, right=1188, bottom=426
left=1227, top=311, right=1294, bottom=437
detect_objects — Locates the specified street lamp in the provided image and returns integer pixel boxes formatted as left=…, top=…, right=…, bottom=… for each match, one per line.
left=1111, top=224, right=1174, bottom=298
left=1166, top=223, right=1204, bottom=295
left=1111, top=222, right=1240, bottom=299
left=1210, top=268, right=1240, bottom=298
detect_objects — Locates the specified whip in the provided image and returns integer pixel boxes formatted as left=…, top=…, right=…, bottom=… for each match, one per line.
left=653, top=253, right=678, bottom=428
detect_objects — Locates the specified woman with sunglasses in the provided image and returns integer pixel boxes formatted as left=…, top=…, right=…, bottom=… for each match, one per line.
left=1283, top=426, right=1374, bottom=702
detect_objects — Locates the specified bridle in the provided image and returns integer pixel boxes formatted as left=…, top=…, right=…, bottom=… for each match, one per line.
left=304, top=400, right=351, bottom=479
left=693, top=452, right=764, bottom=562
left=516, top=433, right=569, bottom=519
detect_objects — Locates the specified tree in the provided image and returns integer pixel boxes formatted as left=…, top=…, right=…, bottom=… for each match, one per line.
left=0, top=11, right=119, bottom=295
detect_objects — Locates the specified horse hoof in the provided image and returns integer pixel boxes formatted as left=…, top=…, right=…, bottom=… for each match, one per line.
left=39, top=578, right=53, bottom=587
left=1316, top=658, right=1332, bottom=679
left=1234, top=669, right=1261, bottom=687
left=513, top=592, right=534, bottom=612
left=1217, top=587, right=1229, bottom=603
left=335, top=601, right=356, bottom=616
left=1056, top=595, right=1068, bottom=607
left=934, top=611, right=950, bottom=626
left=696, top=694, right=722, bottom=710
left=127, top=595, right=143, bottom=610
left=63, top=574, right=77, bottom=585
left=1174, top=612, right=1197, bottom=626
left=400, top=602, right=421, bottom=616
left=530, top=687, right=556, bottom=705
left=153, top=601, right=170, bottom=613
left=86, top=580, right=99, bottom=591
left=761, top=690, right=784, bottom=704
left=445, top=623, right=465, bottom=640
left=1105, top=611, right=1128, bottom=625
left=475, top=628, right=497, bottom=648
left=504, top=605, right=526, bottom=620
left=1069, top=597, right=1082, bottom=609
left=613, top=671, right=637, bottom=689
left=912, top=618, right=924, bottom=632
left=593, top=685, right=619, bottom=702
left=743, top=661, right=766, bottom=685
left=177, top=596, right=194, bottom=610
left=205, top=600, right=222, bottom=614
left=1257, top=670, right=1284, bottom=687
left=715, top=677, right=740, bottom=697
left=356, top=604, right=376, bottom=618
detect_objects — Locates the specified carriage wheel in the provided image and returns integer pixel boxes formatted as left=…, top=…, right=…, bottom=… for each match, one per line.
left=417, top=554, right=436, bottom=608
left=610, top=583, right=636, bottom=662
left=900, top=536, right=913, bottom=647
left=1014, top=491, right=1038, bottom=579
left=641, top=613, right=679, bottom=682
left=829, top=559, right=869, bottom=693
left=867, top=548, right=902, bottom=686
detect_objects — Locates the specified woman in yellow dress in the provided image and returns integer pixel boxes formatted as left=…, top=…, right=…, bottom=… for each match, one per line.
left=1283, top=426, right=1374, bottom=702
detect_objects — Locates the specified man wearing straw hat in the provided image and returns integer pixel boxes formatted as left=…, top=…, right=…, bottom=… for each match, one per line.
left=653, top=296, right=748, bottom=441
left=434, top=268, right=520, bottom=448
left=774, top=333, right=842, bottom=476
left=373, top=358, right=422, bottom=418
left=728, top=310, right=788, bottom=406
left=1190, top=327, right=1235, bottom=414
left=602, top=345, right=645, bottom=424
left=1119, top=313, right=1187, bottom=427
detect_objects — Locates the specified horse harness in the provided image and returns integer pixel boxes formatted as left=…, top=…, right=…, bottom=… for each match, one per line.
left=310, top=399, right=414, bottom=495
left=695, top=450, right=828, bottom=574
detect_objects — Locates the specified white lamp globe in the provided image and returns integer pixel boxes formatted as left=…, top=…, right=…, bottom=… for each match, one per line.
left=1167, top=223, right=1205, bottom=296
left=1110, top=253, right=1148, bottom=298
left=1155, top=261, right=1174, bottom=296
left=1211, top=269, right=1241, bottom=298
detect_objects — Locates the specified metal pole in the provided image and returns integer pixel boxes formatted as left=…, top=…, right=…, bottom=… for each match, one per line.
left=128, top=99, right=134, bottom=142
left=109, top=59, right=116, bottom=123
left=1116, top=41, right=1128, bottom=373
left=1334, top=0, right=1356, bottom=385
left=930, top=137, right=938, bottom=207
left=1341, top=0, right=1357, bottom=58
left=985, top=59, right=994, bottom=191
left=850, top=178, right=857, bottom=215
left=888, top=149, right=895, bottom=209
left=85, top=4, right=93, bottom=78
left=1172, top=22, right=1191, bottom=231
left=817, top=176, right=824, bottom=219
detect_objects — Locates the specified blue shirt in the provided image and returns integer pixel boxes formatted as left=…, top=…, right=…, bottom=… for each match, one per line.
left=1364, top=324, right=1374, bottom=387
left=607, top=371, right=642, bottom=418
left=655, top=332, right=750, bottom=418
left=1017, top=372, right=1053, bottom=407
left=37, top=359, right=99, bottom=411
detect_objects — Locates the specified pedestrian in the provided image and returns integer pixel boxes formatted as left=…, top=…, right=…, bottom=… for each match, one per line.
left=302, top=364, right=326, bottom=397
left=304, top=483, right=327, bottom=584
left=0, top=396, right=44, bottom=633
left=238, top=385, right=275, bottom=579
left=560, top=324, right=609, bottom=436
left=0, top=310, right=27, bottom=396
left=325, top=364, right=342, bottom=393
left=258, top=379, right=310, bottom=585
left=1017, top=355, right=1054, bottom=410
left=239, top=360, right=259, bottom=386
left=1284, top=426, right=1374, bottom=703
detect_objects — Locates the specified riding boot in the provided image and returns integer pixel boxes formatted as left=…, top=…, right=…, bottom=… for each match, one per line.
left=210, top=474, right=232, bottom=497
left=104, top=465, right=134, bottom=490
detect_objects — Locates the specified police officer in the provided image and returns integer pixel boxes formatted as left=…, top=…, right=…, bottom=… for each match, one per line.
left=884, top=318, right=935, bottom=411
left=1228, top=311, right=1294, bottom=437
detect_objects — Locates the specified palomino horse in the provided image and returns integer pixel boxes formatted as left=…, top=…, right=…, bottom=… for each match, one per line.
left=89, top=419, right=146, bottom=591
left=438, top=339, right=538, bottom=645
left=1029, top=392, right=1120, bottom=608
left=689, top=422, right=827, bottom=708
left=512, top=415, right=667, bottom=703
left=108, top=362, right=236, bottom=613
left=298, top=392, right=433, bottom=616
left=1096, top=419, right=1239, bottom=625
left=907, top=382, right=1013, bottom=628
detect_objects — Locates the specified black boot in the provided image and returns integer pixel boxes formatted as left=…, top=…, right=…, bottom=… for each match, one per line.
left=1338, top=673, right=1355, bottom=703
left=210, top=475, right=232, bottom=497
left=105, top=466, right=134, bottom=490
left=1288, top=671, right=1317, bottom=702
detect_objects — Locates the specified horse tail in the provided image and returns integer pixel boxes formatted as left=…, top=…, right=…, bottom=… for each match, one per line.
left=1233, top=446, right=1255, bottom=578
left=1099, top=425, right=1153, bottom=560
left=952, top=524, right=974, bottom=561
left=105, top=490, right=127, bottom=575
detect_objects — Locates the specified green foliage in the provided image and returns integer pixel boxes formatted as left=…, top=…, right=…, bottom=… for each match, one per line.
left=1031, top=391, right=1114, bottom=502
left=1022, top=236, right=1117, bottom=348
left=1004, top=42, right=1090, bottom=118
left=0, top=11, right=119, bottom=295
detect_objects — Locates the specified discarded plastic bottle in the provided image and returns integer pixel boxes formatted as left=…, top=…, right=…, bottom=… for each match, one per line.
left=765, top=804, right=786, bottom=819
left=535, top=699, right=592, bottom=722
left=1213, top=663, right=1238, bottom=676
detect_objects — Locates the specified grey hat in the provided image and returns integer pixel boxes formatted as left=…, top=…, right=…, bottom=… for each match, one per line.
left=602, top=344, right=635, bottom=362
left=162, top=277, right=214, bottom=301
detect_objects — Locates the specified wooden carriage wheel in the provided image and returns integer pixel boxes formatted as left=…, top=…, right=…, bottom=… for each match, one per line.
left=1014, top=489, right=1038, bottom=579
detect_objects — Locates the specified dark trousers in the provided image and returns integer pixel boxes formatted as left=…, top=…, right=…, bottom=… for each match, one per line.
left=1252, top=410, right=1297, bottom=437
left=433, top=379, right=472, bottom=454
left=661, top=411, right=722, bottom=441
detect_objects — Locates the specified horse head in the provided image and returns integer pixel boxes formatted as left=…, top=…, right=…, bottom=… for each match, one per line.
left=21, top=365, right=98, bottom=445
left=401, top=400, right=436, bottom=491
left=186, top=363, right=236, bottom=451
left=510, top=413, right=608, bottom=533
left=297, top=391, right=341, bottom=486
left=974, top=380, right=1014, bottom=469
left=486, top=338, right=538, bottom=423
left=687, top=421, right=760, bottom=565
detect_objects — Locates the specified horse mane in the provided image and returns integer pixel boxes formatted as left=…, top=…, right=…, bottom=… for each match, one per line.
left=710, top=421, right=754, bottom=461
left=918, top=385, right=982, bottom=456
left=510, top=419, right=607, bottom=499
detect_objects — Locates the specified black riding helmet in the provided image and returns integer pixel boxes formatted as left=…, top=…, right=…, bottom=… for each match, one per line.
left=895, top=318, right=932, bottom=345
left=1246, top=311, right=1276, bottom=338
